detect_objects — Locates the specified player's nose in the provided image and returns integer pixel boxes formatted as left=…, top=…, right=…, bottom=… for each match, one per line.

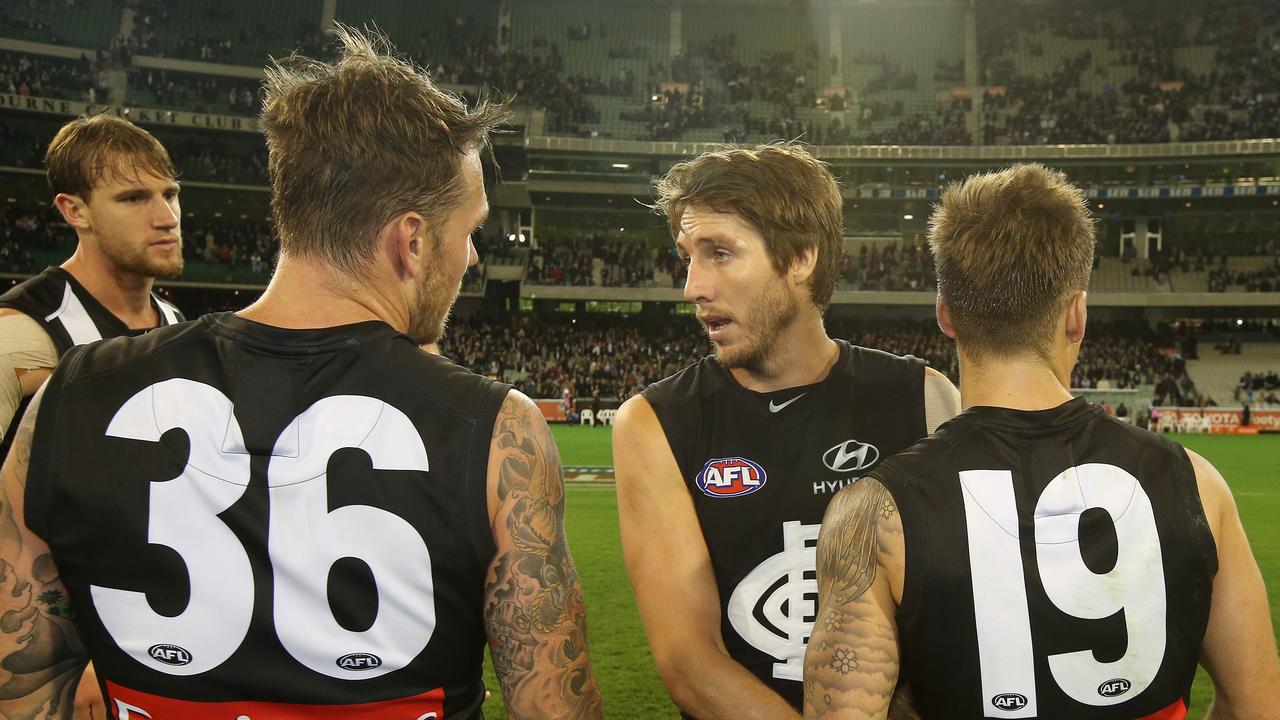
left=153, top=198, right=179, bottom=229
left=683, top=260, right=712, bottom=304
left=467, top=236, right=479, bottom=268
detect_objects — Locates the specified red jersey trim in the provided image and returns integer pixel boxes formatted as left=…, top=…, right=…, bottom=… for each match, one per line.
left=1137, top=699, right=1188, bottom=720
left=105, top=680, right=445, bottom=719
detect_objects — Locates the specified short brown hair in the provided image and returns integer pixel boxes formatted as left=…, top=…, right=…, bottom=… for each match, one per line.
left=260, top=25, right=509, bottom=276
left=928, top=163, right=1095, bottom=361
left=653, top=143, right=845, bottom=310
left=45, top=114, right=176, bottom=200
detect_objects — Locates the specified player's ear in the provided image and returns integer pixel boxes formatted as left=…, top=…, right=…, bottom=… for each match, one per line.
left=789, top=245, right=818, bottom=288
left=1064, top=290, right=1087, bottom=345
left=54, top=193, right=89, bottom=229
left=936, top=298, right=958, bottom=339
left=386, top=211, right=428, bottom=279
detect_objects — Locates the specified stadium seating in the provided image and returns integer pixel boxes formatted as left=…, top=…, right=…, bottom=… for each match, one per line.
left=136, top=0, right=319, bottom=66
left=508, top=0, right=664, bottom=94
left=3, top=0, right=122, bottom=48
left=1188, top=343, right=1280, bottom=407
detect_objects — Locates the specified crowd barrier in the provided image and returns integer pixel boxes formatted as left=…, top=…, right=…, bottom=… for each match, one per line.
left=535, top=398, right=622, bottom=423
left=1152, top=406, right=1278, bottom=434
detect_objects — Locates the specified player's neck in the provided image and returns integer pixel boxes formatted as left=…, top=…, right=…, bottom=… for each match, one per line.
left=958, top=350, right=1074, bottom=412
left=729, top=312, right=838, bottom=393
left=237, top=252, right=401, bottom=331
left=61, top=249, right=157, bottom=329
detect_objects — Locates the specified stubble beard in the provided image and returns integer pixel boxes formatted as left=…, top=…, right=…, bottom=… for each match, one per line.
left=408, top=270, right=464, bottom=346
left=711, top=277, right=797, bottom=373
left=102, top=232, right=185, bottom=280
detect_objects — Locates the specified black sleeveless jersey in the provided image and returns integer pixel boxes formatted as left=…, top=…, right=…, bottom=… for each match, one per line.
left=643, top=340, right=926, bottom=711
left=25, top=313, right=510, bottom=720
left=0, top=266, right=183, bottom=457
left=870, top=398, right=1216, bottom=720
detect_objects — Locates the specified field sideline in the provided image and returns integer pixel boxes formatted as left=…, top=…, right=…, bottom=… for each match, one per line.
left=478, top=427, right=1280, bottom=718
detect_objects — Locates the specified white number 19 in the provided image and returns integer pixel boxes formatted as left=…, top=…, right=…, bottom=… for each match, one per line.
left=960, top=464, right=1166, bottom=718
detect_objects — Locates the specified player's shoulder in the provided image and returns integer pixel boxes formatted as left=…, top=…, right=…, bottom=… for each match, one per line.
left=641, top=352, right=718, bottom=408
left=59, top=312, right=216, bottom=383
left=336, top=326, right=512, bottom=423
left=1093, top=408, right=1194, bottom=463
left=838, top=340, right=925, bottom=383
left=867, top=414, right=976, bottom=487
left=0, top=266, right=63, bottom=308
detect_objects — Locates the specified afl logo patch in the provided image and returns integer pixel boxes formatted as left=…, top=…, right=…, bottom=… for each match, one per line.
left=1098, top=678, right=1131, bottom=698
left=337, top=652, right=383, bottom=671
left=696, top=457, right=767, bottom=498
left=991, top=693, right=1028, bottom=711
left=148, top=643, right=192, bottom=666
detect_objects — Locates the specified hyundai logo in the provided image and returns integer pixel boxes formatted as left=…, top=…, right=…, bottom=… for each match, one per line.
left=823, top=439, right=880, bottom=473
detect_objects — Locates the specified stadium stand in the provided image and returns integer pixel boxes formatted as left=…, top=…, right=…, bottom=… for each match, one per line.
left=129, top=0, right=321, bottom=66
left=127, top=67, right=261, bottom=116
left=2, top=0, right=122, bottom=48
left=0, top=0, right=1276, bottom=431
left=1237, top=368, right=1280, bottom=407
left=440, top=313, right=706, bottom=401
left=978, top=0, right=1280, bottom=145
left=3, top=0, right=1277, bottom=145
left=1, top=51, right=108, bottom=102
left=1189, top=343, right=1280, bottom=407
left=427, top=314, right=1215, bottom=408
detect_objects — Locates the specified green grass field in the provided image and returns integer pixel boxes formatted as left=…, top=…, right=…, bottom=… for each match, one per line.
left=480, top=427, right=1280, bottom=719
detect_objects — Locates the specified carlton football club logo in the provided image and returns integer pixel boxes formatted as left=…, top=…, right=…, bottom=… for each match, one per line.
left=695, top=457, right=768, bottom=498
left=727, top=521, right=820, bottom=680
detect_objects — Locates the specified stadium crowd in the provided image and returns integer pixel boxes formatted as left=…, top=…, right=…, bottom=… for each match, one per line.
left=127, top=67, right=262, bottom=116
left=525, top=235, right=683, bottom=287
left=1237, top=369, right=1280, bottom=406
left=1209, top=257, right=1280, bottom=293
left=840, top=241, right=937, bottom=291
left=439, top=314, right=706, bottom=401
left=0, top=193, right=1229, bottom=410
left=4, top=0, right=1279, bottom=148
left=1, top=51, right=107, bottom=102
left=979, top=0, right=1280, bottom=145
left=429, top=314, right=1209, bottom=405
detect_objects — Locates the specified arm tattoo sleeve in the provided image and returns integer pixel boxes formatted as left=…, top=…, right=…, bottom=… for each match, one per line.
left=804, top=477, right=902, bottom=719
left=484, top=394, right=603, bottom=720
left=0, top=385, right=88, bottom=719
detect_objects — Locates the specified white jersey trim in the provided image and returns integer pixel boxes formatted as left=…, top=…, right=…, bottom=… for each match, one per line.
left=46, top=283, right=103, bottom=346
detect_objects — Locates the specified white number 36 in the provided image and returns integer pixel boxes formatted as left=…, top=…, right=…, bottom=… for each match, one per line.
left=91, top=379, right=435, bottom=679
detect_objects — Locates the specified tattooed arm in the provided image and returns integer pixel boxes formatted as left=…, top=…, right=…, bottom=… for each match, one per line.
left=484, top=390, right=603, bottom=720
left=0, top=383, right=88, bottom=719
left=803, top=477, right=905, bottom=720
left=613, top=396, right=801, bottom=720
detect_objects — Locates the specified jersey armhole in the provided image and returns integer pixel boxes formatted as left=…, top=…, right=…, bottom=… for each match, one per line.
left=23, top=345, right=82, bottom=542
left=638, top=388, right=700, bottom=491
left=1171, top=442, right=1221, bottom=582
left=877, top=468, right=928, bottom=635
left=465, top=379, right=513, bottom=570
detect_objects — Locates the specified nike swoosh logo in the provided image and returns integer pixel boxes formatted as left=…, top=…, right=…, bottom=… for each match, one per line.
left=768, top=394, right=806, bottom=413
